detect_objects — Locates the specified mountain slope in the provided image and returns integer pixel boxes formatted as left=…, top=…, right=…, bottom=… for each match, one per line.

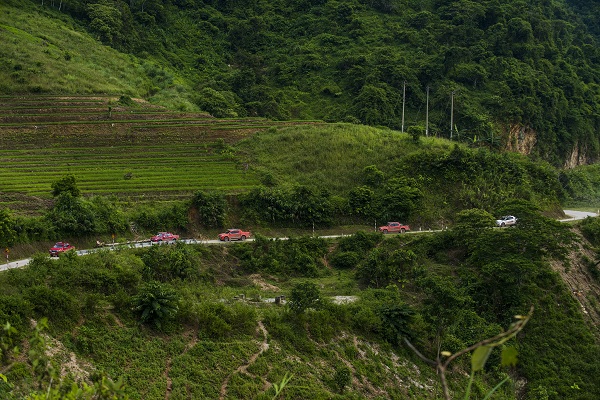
left=3, top=0, right=600, bottom=165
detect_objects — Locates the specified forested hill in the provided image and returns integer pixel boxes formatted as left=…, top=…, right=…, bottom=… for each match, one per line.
left=3, top=0, right=600, bottom=166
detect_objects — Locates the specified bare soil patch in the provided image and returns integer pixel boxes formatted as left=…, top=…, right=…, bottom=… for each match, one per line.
left=550, top=231, right=600, bottom=334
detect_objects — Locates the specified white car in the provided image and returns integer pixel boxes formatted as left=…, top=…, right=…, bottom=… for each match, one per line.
left=496, top=215, right=517, bottom=227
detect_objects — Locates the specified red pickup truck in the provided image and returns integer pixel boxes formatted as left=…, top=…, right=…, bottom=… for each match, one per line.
left=49, top=242, right=75, bottom=257
left=378, top=222, right=410, bottom=234
left=218, top=229, right=250, bottom=241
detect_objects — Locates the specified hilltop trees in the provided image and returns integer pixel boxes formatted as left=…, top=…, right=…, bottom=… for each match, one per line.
left=21, top=0, right=600, bottom=165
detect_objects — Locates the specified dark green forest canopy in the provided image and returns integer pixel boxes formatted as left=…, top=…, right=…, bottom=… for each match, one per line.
left=5, top=0, right=600, bottom=166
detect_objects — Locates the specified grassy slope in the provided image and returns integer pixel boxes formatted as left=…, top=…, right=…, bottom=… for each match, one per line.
left=1, top=247, right=507, bottom=400
left=0, top=4, right=146, bottom=96
left=239, top=124, right=452, bottom=195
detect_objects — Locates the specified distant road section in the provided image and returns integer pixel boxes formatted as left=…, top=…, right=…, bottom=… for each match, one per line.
left=560, top=210, right=598, bottom=222
left=1, top=210, right=598, bottom=273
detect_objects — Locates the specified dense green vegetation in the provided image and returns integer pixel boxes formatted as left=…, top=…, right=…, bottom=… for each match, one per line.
left=2, top=0, right=600, bottom=398
left=1, top=205, right=599, bottom=399
left=0, top=116, right=575, bottom=259
left=3, top=0, right=600, bottom=165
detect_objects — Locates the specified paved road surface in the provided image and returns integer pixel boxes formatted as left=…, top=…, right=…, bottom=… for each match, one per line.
left=2, top=210, right=597, bottom=273
left=560, top=209, right=598, bottom=222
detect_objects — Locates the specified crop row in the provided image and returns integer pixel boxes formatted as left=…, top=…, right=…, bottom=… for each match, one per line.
left=3, top=175, right=255, bottom=197
left=0, top=142, right=258, bottom=200
left=0, top=118, right=224, bottom=127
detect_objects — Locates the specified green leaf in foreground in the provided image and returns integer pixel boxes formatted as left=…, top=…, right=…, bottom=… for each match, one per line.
left=471, top=345, right=493, bottom=372
left=501, top=346, right=519, bottom=367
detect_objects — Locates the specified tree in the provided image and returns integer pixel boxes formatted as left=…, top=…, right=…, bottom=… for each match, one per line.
left=452, top=208, right=496, bottom=250
left=362, top=165, right=384, bottom=187
left=348, top=186, right=375, bottom=219
left=140, top=243, right=197, bottom=282
left=378, top=302, right=415, bottom=345
left=194, top=87, right=240, bottom=118
left=0, top=209, right=16, bottom=248
left=407, top=125, right=422, bottom=143
left=192, top=190, right=226, bottom=228
left=378, top=178, right=422, bottom=222
left=46, top=192, right=95, bottom=235
left=288, top=282, right=322, bottom=314
left=352, top=84, right=395, bottom=126
left=87, top=2, right=124, bottom=45
left=50, top=174, right=80, bottom=198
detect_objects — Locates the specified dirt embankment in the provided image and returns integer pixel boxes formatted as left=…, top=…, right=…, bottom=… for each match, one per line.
left=550, top=230, right=600, bottom=336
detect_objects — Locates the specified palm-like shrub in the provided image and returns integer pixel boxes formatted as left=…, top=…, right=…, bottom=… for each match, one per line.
left=132, top=282, right=179, bottom=329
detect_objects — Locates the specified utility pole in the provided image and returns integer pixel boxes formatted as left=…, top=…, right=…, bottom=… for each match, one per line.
left=450, top=91, right=455, bottom=139
left=401, top=81, right=406, bottom=133
left=425, top=86, right=430, bottom=137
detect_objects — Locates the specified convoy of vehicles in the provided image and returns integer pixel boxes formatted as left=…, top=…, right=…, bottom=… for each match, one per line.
left=218, top=229, right=251, bottom=241
left=48, top=215, right=516, bottom=255
left=378, top=222, right=410, bottom=234
left=496, top=215, right=517, bottom=227
left=49, top=242, right=75, bottom=257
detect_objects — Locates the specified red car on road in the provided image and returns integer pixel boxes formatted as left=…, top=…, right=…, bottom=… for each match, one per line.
left=49, top=242, right=75, bottom=257
left=378, top=222, right=410, bottom=234
left=151, top=232, right=180, bottom=242
left=218, top=229, right=250, bottom=241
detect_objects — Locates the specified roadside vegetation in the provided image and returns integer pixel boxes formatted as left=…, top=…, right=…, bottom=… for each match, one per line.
left=1, top=204, right=599, bottom=399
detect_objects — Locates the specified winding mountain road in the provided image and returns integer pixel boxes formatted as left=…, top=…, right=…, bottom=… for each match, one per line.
left=560, top=209, right=598, bottom=222
left=2, top=210, right=597, bottom=273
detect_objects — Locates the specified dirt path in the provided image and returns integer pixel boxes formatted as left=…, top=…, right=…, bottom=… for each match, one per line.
left=164, top=358, right=173, bottom=399
left=219, top=320, right=270, bottom=400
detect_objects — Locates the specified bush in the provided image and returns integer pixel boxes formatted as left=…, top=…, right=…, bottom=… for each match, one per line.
left=288, top=282, right=322, bottom=314
left=337, top=231, right=382, bottom=253
left=305, top=309, right=338, bottom=342
left=579, top=216, right=600, bottom=246
left=191, top=301, right=257, bottom=339
left=0, top=208, right=16, bottom=248
left=0, top=295, right=31, bottom=337
left=191, top=190, right=226, bottom=228
left=132, top=281, right=180, bottom=329
left=131, top=202, right=189, bottom=231
left=140, top=243, right=200, bottom=282
left=356, top=246, right=417, bottom=288
left=232, top=235, right=327, bottom=277
left=46, top=192, right=96, bottom=236
left=240, top=185, right=333, bottom=226
left=88, top=196, right=128, bottom=234
left=51, top=174, right=80, bottom=198
left=377, top=302, right=416, bottom=344
left=333, top=365, right=352, bottom=393
left=329, top=251, right=360, bottom=269
left=23, top=286, right=80, bottom=327
left=13, top=215, right=52, bottom=243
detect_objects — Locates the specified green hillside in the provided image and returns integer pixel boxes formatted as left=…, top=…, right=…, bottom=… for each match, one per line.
left=1, top=211, right=600, bottom=399
left=1, top=1, right=600, bottom=399
left=3, top=0, right=600, bottom=165
left=1, top=95, right=599, bottom=399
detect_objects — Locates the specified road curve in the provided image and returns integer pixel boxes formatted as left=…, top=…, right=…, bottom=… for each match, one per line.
left=2, top=210, right=598, bottom=273
left=560, top=209, right=598, bottom=222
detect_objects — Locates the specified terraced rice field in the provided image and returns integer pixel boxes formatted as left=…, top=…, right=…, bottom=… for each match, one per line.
left=0, top=95, right=321, bottom=214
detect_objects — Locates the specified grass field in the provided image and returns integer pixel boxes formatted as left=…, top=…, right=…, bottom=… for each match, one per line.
left=0, top=95, right=322, bottom=214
